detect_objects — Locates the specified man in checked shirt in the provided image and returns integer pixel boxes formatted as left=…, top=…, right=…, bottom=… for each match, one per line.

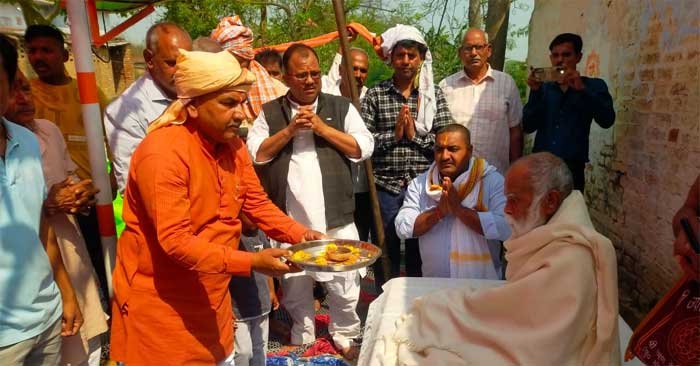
left=362, top=25, right=454, bottom=287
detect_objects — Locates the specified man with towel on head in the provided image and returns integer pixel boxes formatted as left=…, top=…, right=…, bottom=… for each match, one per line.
left=373, top=152, right=620, bottom=365
left=212, top=15, right=288, bottom=123
left=361, top=25, right=454, bottom=283
left=109, top=49, right=324, bottom=365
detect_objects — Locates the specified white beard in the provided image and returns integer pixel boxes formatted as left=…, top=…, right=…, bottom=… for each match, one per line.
left=506, top=195, right=547, bottom=240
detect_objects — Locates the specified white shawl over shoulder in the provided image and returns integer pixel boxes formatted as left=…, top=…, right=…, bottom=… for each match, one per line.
left=375, top=191, right=621, bottom=366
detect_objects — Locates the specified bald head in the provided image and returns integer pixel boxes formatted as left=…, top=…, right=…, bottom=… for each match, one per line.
left=339, top=47, right=370, bottom=96
left=145, top=22, right=192, bottom=52
left=192, top=36, right=222, bottom=53
left=348, top=47, right=368, bottom=59
left=504, top=153, right=573, bottom=238
left=144, top=23, right=192, bottom=98
left=510, top=152, right=573, bottom=198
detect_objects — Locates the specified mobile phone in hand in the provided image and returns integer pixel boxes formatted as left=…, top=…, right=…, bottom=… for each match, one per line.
left=531, top=66, right=565, bottom=82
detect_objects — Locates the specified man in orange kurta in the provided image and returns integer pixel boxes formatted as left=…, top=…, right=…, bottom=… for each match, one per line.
left=110, top=49, right=323, bottom=365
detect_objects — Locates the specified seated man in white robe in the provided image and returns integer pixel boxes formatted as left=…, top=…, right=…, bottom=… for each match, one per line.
left=376, top=152, right=620, bottom=366
left=395, top=124, right=510, bottom=279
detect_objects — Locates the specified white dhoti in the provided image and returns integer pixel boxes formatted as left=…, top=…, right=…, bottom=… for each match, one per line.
left=276, top=224, right=363, bottom=350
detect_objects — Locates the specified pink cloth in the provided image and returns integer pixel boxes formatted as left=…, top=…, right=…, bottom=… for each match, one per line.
left=211, top=15, right=287, bottom=118
left=211, top=15, right=256, bottom=60
left=246, top=61, right=288, bottom=118
left=34, top=119, right=108, bottom=365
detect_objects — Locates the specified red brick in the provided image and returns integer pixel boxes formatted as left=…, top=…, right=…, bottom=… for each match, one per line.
left=670, top=96, right=689, bottom=112
left=651, top=113, right=671, bottom=126
left=653, top=81, right=671, bottom=96
left=656, top=67, right=673, bottom=80
left=670, top=82, right=689, bottom=96
left=639, top=68, right=655, bottom=81
left=636, top=98, right=654, bottom=112
left=663, top=51, right=683, bottom=62
left=632, top=83, right=650, bottom=97
left=674, top=65, right=699, bottom=80
left=642, top=52, right=660, bottom=64
left=653, top=97, right=671, bottom=112
left=668, top=128, right=679, bottom=142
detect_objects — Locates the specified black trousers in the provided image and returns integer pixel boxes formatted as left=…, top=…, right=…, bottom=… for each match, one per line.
left=564, top=159, right=586, bottom=192
left=76, top=207, right=109, bottom=299
left=353, top=192, right=376, bottom=243
left=372, top=188, right=422, bottom=292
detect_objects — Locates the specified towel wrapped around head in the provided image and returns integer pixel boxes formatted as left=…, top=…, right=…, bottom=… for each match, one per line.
left=147, top=49, right=256, bottom=133
left=378, top=25, right=436, bottom=136
left=211, top=15, right=288, bottom=117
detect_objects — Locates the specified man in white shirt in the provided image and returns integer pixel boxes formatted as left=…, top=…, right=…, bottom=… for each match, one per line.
left=104, top=22, right=192, bottom=194
left=247, top=44, right=374, bottom=358
left=395, top=124, right=510, bottom=279
left=321, top=48, right=369, bottom=99
left=321, top=48, right=376, bottom=243
left=439, top=28, right=523, bottom=174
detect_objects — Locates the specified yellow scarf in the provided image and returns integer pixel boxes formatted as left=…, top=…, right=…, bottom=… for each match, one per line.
left=429, top=158, right=488, bottom=212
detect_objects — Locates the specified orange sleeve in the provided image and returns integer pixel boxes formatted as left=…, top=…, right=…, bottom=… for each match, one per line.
left=237, top=146, right=308, bottom=244
left=133, top=150, right=253, bottom=276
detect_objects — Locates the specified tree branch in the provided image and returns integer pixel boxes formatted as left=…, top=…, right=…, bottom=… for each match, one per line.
left=245, top=1, right=292, bottom=19
left=468, top=0, right=482, bottom=29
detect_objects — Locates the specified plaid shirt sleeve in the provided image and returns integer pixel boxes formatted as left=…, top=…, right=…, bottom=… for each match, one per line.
left=362, top=87, right=399, bottom=153
left=408, top=85, right=454, bottom=154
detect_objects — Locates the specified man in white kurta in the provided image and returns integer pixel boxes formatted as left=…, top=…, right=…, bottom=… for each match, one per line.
left=395, top=124, right=510, bottom=279
left=321, top=50, right=369, bottom=99
left=247, top=44, right=373, bottom=355
left=374, top=152, right=620, bottom=365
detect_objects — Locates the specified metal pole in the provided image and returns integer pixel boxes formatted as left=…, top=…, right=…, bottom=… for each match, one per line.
left=65, top=0, right=117, bottom=298
left=331, top=0, right=391, bottom=288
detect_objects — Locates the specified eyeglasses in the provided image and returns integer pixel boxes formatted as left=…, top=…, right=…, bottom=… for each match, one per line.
left=460, top=44, right=489, bottom=52
left=290, top=71, right=322, bottom=81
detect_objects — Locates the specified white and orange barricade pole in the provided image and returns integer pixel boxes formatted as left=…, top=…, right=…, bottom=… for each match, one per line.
left=65, top=0, right=117, bottom=297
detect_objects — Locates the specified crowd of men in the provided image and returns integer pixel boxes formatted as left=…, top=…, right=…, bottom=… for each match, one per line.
left=0, top=16, right=697, bottom=366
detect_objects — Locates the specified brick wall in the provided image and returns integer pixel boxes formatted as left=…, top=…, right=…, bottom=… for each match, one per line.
left=528, top=0, right=700, bottom=325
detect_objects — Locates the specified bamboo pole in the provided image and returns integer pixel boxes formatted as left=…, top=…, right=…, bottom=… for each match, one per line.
left=331, top=0, right=391, bottom=289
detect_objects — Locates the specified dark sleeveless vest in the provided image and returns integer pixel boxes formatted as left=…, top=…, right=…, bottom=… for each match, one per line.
left=256, top=93, right=354, bottom=230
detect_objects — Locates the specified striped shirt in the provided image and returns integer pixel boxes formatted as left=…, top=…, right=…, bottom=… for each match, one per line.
left=439, top=66, right=522, bottom=174
left=361, top=79, right=453, bottom=194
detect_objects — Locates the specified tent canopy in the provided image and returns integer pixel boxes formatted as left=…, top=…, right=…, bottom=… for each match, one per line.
left=76, top=0, right=164, bottom=46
